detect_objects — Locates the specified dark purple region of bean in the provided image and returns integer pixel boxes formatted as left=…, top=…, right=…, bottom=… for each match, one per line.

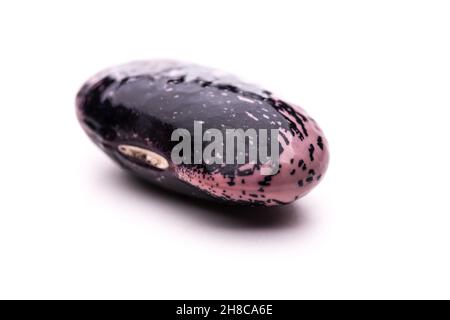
left=77, top=71, right=309, bottom=177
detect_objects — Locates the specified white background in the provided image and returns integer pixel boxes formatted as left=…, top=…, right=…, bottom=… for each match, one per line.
left=1, top=0, right=449, bottom=299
